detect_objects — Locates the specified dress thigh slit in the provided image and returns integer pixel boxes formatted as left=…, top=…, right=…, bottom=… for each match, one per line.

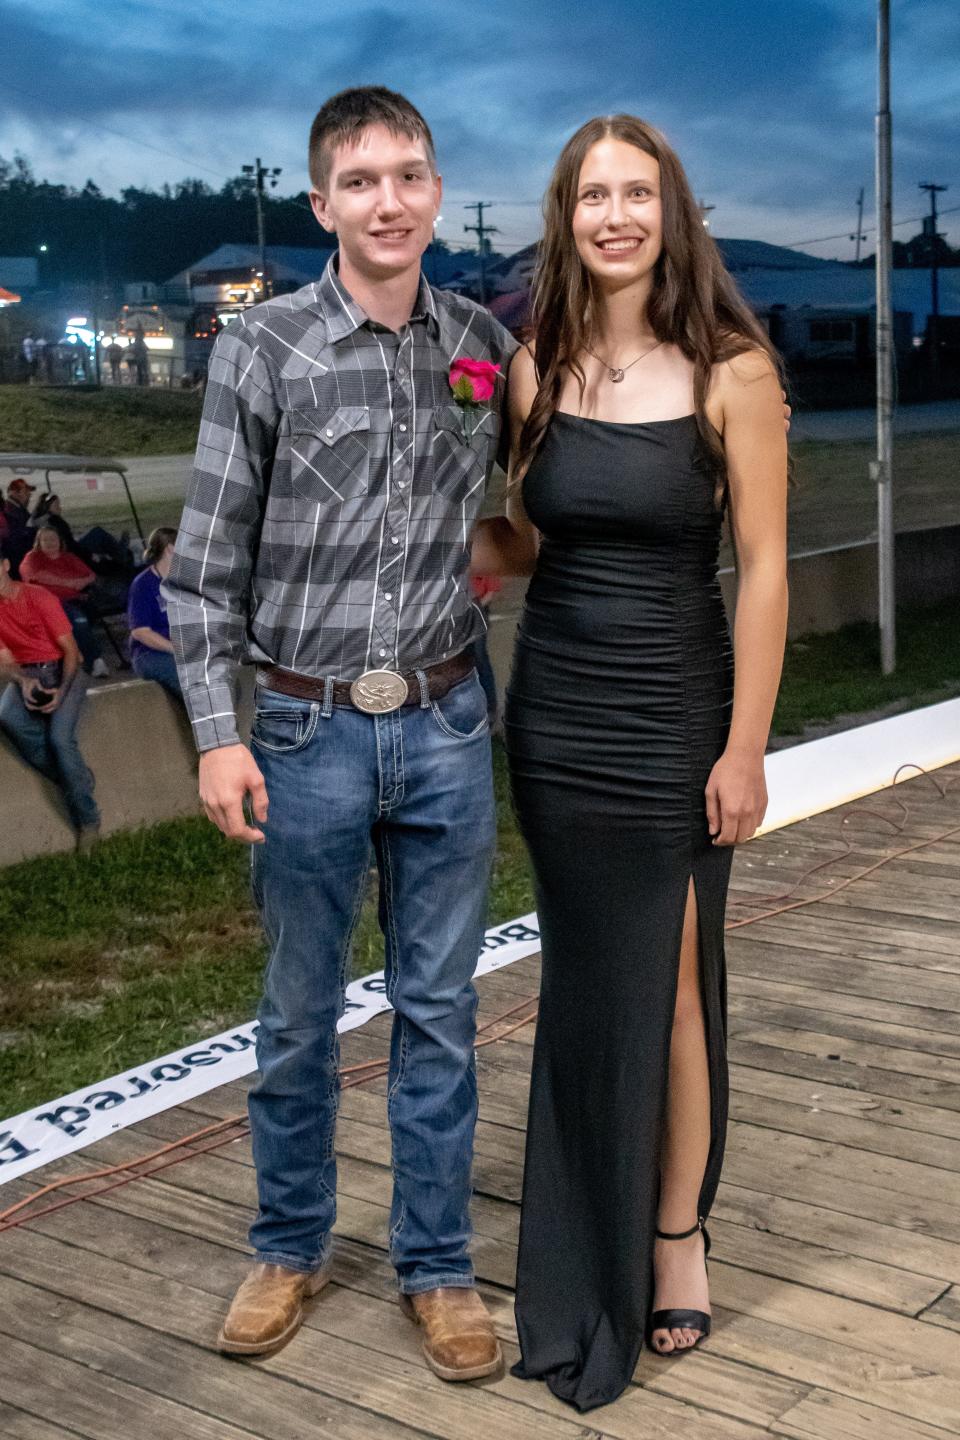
left=509, top=794, right=733, bottom=1411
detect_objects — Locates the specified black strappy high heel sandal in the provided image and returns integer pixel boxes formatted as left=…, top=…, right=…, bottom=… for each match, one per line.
left=646, top=1216, right=712, bottom=1355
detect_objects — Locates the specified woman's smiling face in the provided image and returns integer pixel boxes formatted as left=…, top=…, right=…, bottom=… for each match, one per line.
left=572, top=138, right=663, bottom=288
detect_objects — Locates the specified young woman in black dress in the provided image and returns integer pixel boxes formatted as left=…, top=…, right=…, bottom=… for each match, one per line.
left=474, top=115, right=788, bottom=1412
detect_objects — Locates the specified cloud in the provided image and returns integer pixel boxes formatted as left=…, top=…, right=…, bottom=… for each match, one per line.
left=1, top=0, right=956, bottom=252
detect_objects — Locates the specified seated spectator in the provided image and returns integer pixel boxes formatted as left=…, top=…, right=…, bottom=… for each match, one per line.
left=30, top=492, right=135, bottom=583
left=27, top=491, right=74, bottom=547
left=0, top=536, right=101, bottom=852
left=127, top=527, right=182, bottom=701
left=3, top=477, right=37, bottom=577
left=20, top=527, right=109, bottom=677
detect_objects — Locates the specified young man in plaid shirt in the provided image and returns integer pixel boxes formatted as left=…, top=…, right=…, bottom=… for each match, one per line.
left=166, top=87, right=516, bottom=1378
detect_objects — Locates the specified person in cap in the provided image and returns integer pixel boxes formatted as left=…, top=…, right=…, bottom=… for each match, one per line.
left=3, top=478, right=37, bottom=577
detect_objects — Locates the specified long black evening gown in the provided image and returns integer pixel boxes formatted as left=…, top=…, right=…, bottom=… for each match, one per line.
left=503, top=411, right=735, bottom=1412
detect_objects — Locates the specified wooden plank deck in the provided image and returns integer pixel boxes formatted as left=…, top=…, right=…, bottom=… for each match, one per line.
left=1, top=762, right=959, bottom=1439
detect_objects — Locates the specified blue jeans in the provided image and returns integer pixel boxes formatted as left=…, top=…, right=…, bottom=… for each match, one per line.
left=246, top=668, right=496, bottom=1292
left=472, top=631, right=498, bottom=724
left=132, top=647, right=183, bottom=700
left=0, top=662, right=100, bottom=829
left=62, top=599, right=103, bottom=670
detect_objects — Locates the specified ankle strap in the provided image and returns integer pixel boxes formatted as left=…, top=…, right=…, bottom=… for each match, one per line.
left=655, top=1218, right=703, bottom=1241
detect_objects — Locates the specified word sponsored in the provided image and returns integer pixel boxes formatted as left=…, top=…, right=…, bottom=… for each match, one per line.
left=0, top=914, right=541, bottom=1188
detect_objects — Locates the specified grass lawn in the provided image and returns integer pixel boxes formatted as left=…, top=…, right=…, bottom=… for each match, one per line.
left=3, top=592, right=960, bottom=1116
left=0, top=384, right=203, bottom=457
left=773, top=593, right=960, bottom=735
left=0, top=743, right=534, bottom=1117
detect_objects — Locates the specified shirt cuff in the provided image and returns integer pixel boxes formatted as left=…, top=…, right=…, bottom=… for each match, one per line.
left=184, top=683, right=242, bottom=753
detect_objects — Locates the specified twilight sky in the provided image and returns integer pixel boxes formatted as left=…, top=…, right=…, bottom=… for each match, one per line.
left=3, top=0, right=958, bottom=259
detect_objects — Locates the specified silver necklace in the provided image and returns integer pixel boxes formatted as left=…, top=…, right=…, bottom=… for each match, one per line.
left=584, top=338, right=663, bottom=383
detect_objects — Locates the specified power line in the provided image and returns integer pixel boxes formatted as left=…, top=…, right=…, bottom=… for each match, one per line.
left=0, top=79, right=234, bottom=184
left=786, top=202, right=960, bottom=248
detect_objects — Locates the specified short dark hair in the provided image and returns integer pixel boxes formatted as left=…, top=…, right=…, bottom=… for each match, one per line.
left=0, top=536, right=11, bottom=564
left=144, top=526, right=177, bottom=567
left=308, top=86, right=436, bottom=192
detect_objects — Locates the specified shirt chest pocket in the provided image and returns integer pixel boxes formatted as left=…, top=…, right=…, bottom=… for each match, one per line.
left=432, top=404, right=498, bottom=504
left=288, top=406, right=371, bottom=504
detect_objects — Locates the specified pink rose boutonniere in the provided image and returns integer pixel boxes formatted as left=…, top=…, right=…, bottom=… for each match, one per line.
left=449, top=357, right=502, bottom=442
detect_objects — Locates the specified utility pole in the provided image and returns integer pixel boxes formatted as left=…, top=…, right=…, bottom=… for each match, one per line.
left=242, top=158, right=283, bottom=299
left=873, top=0, right=895, bottom=674
left=464, top=202, right=500, bottom=305
left=919, top=181, right=947, bottom=390
left=851, top=187, right=866, bottom=262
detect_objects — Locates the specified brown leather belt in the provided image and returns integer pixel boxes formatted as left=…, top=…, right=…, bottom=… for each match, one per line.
left=259, top=650, right=475, bottom=715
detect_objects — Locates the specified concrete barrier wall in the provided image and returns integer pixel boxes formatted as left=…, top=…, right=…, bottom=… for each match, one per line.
left=2, top=523, right=958, bottom=867
left=723, top=523, right=960, bottom=637
left=0, top=674, right=254, bottom=867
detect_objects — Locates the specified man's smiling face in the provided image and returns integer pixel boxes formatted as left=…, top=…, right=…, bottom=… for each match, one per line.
left=311, top=124, right=442, bottom=282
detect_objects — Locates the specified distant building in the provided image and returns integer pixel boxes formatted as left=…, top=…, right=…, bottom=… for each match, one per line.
left=161, top=241, right=465, bottom=310
left=163, top=244, right=335, bottom=310
left=476, top=239, right=960, bottom=362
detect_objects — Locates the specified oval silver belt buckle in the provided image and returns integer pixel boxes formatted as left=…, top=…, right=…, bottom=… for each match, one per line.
left=349, top=669, right=410, bottom=714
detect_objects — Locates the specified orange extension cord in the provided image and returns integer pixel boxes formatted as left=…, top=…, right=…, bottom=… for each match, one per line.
left=2, top=761, right=958, bottom=1235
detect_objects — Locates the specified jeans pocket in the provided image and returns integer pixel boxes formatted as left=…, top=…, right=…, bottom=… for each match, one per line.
left=429, top=672, right=488, bottom=740
left=251, top=699, right=320, bottom=753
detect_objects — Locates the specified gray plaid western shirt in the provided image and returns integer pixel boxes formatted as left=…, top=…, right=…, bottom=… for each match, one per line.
left=165, top=253, right=517, bottom=752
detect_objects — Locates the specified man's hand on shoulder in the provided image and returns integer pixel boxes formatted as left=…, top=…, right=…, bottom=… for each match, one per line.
left=199, top=743, right=269, bottom=843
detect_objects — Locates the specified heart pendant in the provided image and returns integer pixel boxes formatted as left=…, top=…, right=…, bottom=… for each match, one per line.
left=609, top=368, right=625, bottom=383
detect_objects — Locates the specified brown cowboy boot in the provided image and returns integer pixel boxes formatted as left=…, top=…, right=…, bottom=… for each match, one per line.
left=400, top=1286, right=503, bottom=1381
left=218, top=1261, right=332, bottom=1355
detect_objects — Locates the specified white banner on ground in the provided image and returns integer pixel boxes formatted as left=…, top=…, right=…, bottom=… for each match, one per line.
left=5, top=695, right=960, bottom=1193
left=758, top=695, right=960, bottom=834
left=0, top=913, right=541, bottom=1189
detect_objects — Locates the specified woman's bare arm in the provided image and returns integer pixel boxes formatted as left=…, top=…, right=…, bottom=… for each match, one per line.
left=705, top=350, right=789, bottom=845
left=470, top=345, right=542, bottom=577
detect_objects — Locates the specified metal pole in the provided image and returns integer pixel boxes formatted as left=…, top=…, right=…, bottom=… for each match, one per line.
left=464, top=202, right=500, bottom=305
left=874, top=0, right=895, bottom=674
left=920, top=182, right=947, bottom=391
left=254, top=158, right=267, bottom=299
left=854, top=187, right=865, bottom=262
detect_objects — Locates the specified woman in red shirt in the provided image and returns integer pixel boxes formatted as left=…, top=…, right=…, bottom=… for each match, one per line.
left=20, top=525, right=109, bottom=677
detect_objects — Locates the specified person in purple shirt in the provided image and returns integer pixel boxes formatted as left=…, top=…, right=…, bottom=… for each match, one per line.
left=126, top=528, right=182, bottom=701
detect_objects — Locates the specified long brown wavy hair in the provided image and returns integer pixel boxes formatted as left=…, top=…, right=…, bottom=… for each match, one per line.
left=516, top=115, right=783, bottom=507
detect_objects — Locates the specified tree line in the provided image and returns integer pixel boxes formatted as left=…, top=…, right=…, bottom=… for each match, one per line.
left=0, top=154, right=336, bottom=286
left=2, top=153, right=956, bottom=289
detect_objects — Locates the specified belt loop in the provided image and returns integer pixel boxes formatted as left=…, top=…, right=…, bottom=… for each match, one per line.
left=414, top=668, right=431, bottom=709
left=322, top=675, right=335, bottom=719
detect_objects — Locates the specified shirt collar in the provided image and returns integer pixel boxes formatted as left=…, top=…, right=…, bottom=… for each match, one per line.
left=313, top=252, right=440, bottom=342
